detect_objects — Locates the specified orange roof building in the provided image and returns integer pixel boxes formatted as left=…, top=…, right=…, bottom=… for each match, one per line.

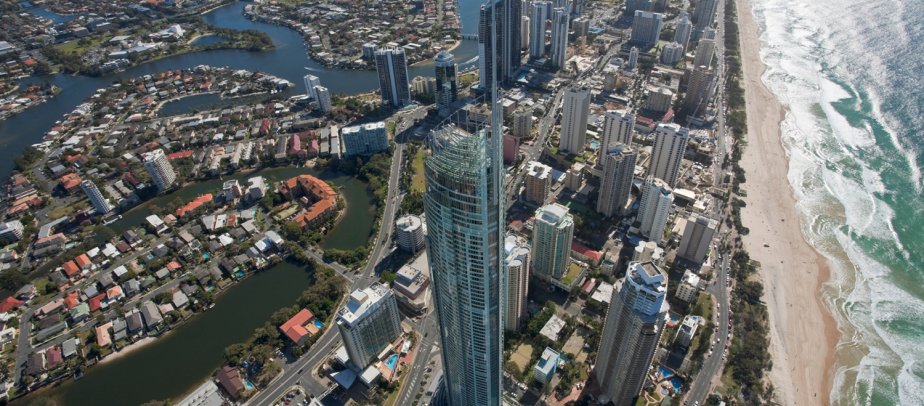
left=279, top=175, right=337, bottom=229
left=58, top=173, right=82, bottom=193
left=176, top=194, right=213, bottom=217
left=74, top=254, right=92, bottom=270
left=61, top=261, right=80, bottom=278
left=279, top=308, right=319, bottom=346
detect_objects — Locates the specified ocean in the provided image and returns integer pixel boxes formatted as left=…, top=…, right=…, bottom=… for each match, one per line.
left=747, top=0, right=924, bottom=404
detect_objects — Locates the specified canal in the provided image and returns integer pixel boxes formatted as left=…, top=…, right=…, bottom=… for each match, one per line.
left=101, top=166, right=376, bottom=251
left=39, top=260, right=316, bottom=405
left=1, top=0, right=480, bottom=182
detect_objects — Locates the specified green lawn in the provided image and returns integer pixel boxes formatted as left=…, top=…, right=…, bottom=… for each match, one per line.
left=55, top=35, right=111, bottom=55
left=411, top=148, right=426, bottom=193
left=561, top=262, right=584, bottom=286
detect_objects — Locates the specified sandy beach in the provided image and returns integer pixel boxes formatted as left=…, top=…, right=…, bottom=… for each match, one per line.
left=734, top=0, right=837, bottom=404
left=98, top=336, right=156, bottom=365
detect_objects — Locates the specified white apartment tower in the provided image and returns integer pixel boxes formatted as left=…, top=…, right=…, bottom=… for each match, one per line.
left=303, top=74, right=321, bottom=99
left=80, top=179, right=113, bottom=215
left=336, top=284, right=402, bottom=370
left=594, top=261, right=669, bottom=405
left=649, top=123, right=689, bottom=187
left=529, top=2, right=550, bottom=59
left=143, top=149, right=176, bottom=192
left=597, top=144, right=637, bottom=217
left=314, top=85, right=331, bottom=113
left=637, top=176, right=673, bottom=243
left=524, top=160, right=553, bottom=205
left=674, top=12, right=693, bottom=51
left=550, top=6, right=570, bottom=69
left=558, top=86, right=591, bottom=154
left=600, top=110, right=635, bottom=163
left=504, top=235, right=530, bottom=332
left=677, top=213, right=719, bottom=264
left=531, top=203, right=574, bottom=280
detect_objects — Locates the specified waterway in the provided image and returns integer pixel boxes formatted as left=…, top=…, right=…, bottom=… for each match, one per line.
left=33, top=260, right=316, bottom=405
left=100, top=166, right=375, bottom=250
left=0, top=1, right=479, bottom=183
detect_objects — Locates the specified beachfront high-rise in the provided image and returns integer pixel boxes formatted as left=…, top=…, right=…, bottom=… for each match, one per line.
left=693, top=36, right=716, bottom=67
left=435, top=50, right=458, bottom=117
left=303, top=74, right=320, bottom=99
left=558, top=85, right=591, bottom=154
left=649, top=123, right=689, bottom=187
left=80, top=179, right=113, bottom=215
left=684, top=65, right=717, bottom=118
left=597, top=144, right=637, bottom=217
left=593, top=261, right=669, bottom=406
left=600, top=110, right=635, bottom=163
left=504, top=235, right=530, bottom=332
left=336, top=284, right=402, bottom=370
left=550, top=6, right=569, bottom=69
left=630, top=10, right=663, bottom=47
left=529, top=1, right=549, bottom=59
left=374, top=47, right=411, bottom=107
left=677, top=213, right=719, bottom=264
left=637, top=176, right=673, bottom=244
left=692, top=0, right=718, bottom=36
left=424, top=123, right=504, bottom=405
left=142, top=149, right=176, bottom=192
left=531, top=203, right=574, bottom=281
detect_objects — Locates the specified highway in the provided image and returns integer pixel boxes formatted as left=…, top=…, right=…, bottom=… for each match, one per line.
left=394, top=312, right=439, bottom=406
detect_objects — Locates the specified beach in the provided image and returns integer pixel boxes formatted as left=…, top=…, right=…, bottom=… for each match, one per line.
left=98, top=337, right=156, bottom=365
left=734, top=0, right=838, bottom=404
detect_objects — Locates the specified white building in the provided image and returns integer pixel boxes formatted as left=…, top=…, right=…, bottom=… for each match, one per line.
left=529, top=1, right=550, bottom=59
left=675, top=314, right=700, bottom=347
left=512, top=109, right=533, bottom=138
left=649, top=123, right=689, bottom=187
left=645, top=87, right=674, bottom=114
left=80, top=180, right=113, bottom=215
left=558, top=86, right=591, bottom=154
left=550, top=6, right=569, bottom=69
left=341, top=122, right=388, bottom=156
left=314, top=85, right=331, bottom=113
left=677, top=213, right=718, bottom=264
left=637, top=176, right=673, bottom=243
left=142, top=149, right=177, bottom=192
left=600, top=110, right=635, bottom=163
left=675, top=270, right=701, bottom=303
left=660, top=42, right=684, bottom=65
left=337, top=284, right=402, bottom=370
left=0, top=220, right=24, bottom=244
left=303, top=74, right=321, bottom=99
left=631, top=10, right=664, bottom=47
left=524, top=161, right=552, bottom=205
left=531, top=204, right=574, bottom=280
left=504, top=235, right=530, bottom=332
left=627, top=46, right=639, bottom=71
left=674, top=12, right=693, bottom=51
left=395, top=215, right=425, bottom=253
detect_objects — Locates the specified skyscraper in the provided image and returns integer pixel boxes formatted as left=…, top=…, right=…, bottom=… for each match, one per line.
left=479, top=0, right=522, bottom=95
left=593, top=261, right=669, bottom=406
left=337, top=284, right=402, bottom=370
left=425, top=118, right=505, bottom=406
left=649, top=123, right=689, bottom=187
left=684, top=65, right=717, bottom=118
left=630, top=10, right=663, bottom=47
left=550, top=6, right=570, bottom=69
left=314, top=85, right=331, bottom=113
left=303, top=74, right=320, bottom=99
left=504, top=235, right=530, bottom=332
left=80, top=179, right=113, bottom=215
left=524, top=160, right=553, bottom=205
left=637, top=176, right=673, bottom=243
left=626, top=46, right=639, bottom=70
left=677, top=213, right=719, bottom=264
left=597, top=144, right=637, bottom=217
left=558, top=85, right=591, bottom=154
left=521, top=15, right=530, bottom=51
left=692, top=0, right=718, bottom=35
left=142, top=149, right=176, bottom=192
left=674, top=12, right=693, bottom=51
left=531, top=203, right=574, bottom=280
left=435, top=50, right=458, bottom=117
left=660, top=42, right=684, bottom=65
left=374, top=47, right=411, bottom=107
left=693, top=36, right=716, bottom=67
left=600, top=110, right=635, bottom=163
left=529, top=1, right=549, bottom=59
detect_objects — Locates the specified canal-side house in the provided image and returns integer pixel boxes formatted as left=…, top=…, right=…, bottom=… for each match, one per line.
left=280, top=308, right=320, bottom=346
left=140, top=301, right=163, bottom=331
left=216, top=365, right=247, bottom=400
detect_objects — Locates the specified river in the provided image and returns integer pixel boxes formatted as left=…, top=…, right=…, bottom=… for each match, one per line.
left=30, top=260, right=317, bottom=405
left=1, top=1, right=479, bottom=183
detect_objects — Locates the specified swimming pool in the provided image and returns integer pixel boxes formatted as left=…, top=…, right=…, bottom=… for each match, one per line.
left=385, top=354, right=399, bottom=371
left=670, top=377, right=684, bottom=393
left=658, top=366, right=674, bottom=380
left=313, top=320, right=323, bottom=329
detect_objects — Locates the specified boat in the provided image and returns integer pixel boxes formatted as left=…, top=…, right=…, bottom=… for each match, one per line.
left=102, top=214, right=123, bottom=225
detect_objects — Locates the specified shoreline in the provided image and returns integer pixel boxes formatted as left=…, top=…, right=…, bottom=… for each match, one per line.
left=98, top=336, right=156, bottom=365
left=734, top=0, right=837, bottom=405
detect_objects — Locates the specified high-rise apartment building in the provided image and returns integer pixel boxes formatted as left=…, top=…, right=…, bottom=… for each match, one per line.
left=504, top=235, right=530, bottom=332
left=512, top=109, right=533, bottom=138
left=692, top=0, right=718, bottom=35
left=524, top=160, right=552, bottom=205
left=627, top=46, right=639, bottom=70
left=677, top=213, right=718, bottom=264
left=337, top=284, right=402, bottom=370
left=660, top=42, right=684, bottom=65
left=649, top=123, right=689, bottom=187
left=303, top=74, right=320, bottom=99
left=693, top=36, right=716, bottom=67
left=479, top=0, right=522, bottom=95
left=521, top=15, right=530, bottom=51
left=143, top=149, right=176, bottom=192
left=375, top=47, right=411, bottom=107
left=674, top=12, right=693, bottom=51
left=684, top=65, right=717, bottom=118
left=341, top=122, right=389, bottom=156
left=593, top=261, right=669, bottom=405
left=314, top=85, right=331, bottom=113
left=630, top=10, right=663, bottom=47
left=80, top=179, right=113, bottom=215
left=550, top=7, right=570, bottom=69
left=558, top=86, right=591, bottom=154
left=531, top=203, right=574, bottom=280
left=601, top=110, right=635, bottom=163
left=424, top=123, right=504, bottom=405
left=597, top=144, right=637, bottom=217
left=529, top=1, right=550, bottom=59
left=637, top=176, right=673, bottom=243
left=435, top=50, right=458, bottom=117
left=645, top=87, right=674, bottom=113
left=0, top=220, right=24, bottom=244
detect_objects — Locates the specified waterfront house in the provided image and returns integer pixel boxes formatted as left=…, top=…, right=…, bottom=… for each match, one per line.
left=96, top=322, right=113, bottom=348
left=126, top=312, right=144, bottom=335
left=216, top=365, right=246, bottom=400
left=140, top=301, right=163, bottom=330
left=172, top=291, right=189, bottom=309
left=280, top=308, right=320, bottom=346
left=26, top=352, right=44, bottom=376
left=62, top=338, right=78, bottom=358
left=45, top=347, right=63, bottom=370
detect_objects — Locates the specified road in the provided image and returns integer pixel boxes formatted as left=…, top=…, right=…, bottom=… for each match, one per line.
left=247, top=136, right=408, bottom=405
left=394, top=312, right=439, bottom=406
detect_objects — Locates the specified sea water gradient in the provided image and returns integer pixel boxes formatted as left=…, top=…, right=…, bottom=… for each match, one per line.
left=749, top=0, right=924, bottom=404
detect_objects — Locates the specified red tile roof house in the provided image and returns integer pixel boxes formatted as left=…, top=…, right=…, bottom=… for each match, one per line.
left=0, top=296, right=23, bottom=313
left=216, top=365, right=246, bottom=400
left=45, top=346, right=64, bottom=370
left=74, top=253, right=93, bottom=270
left=279, top=308, right=321, bottom=346
left=61, top=260, right=81, bottom=280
